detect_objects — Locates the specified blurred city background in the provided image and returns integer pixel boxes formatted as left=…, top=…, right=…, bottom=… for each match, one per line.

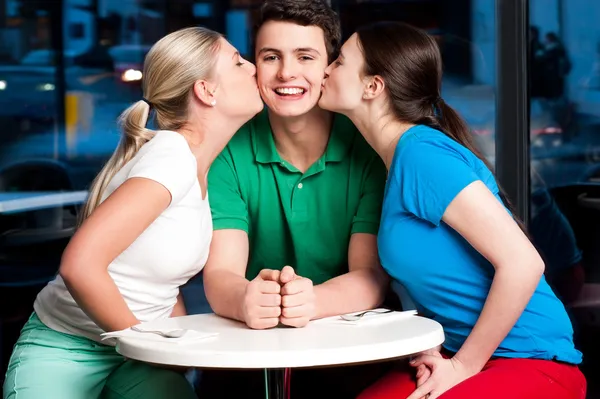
left=1, top=0, right=599, bottom=396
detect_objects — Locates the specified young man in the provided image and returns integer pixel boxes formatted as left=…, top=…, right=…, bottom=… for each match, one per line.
left=199, top=0, right=391, bottom=397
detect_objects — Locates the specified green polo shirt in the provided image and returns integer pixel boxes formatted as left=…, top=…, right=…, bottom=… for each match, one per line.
left=208, top=110, right=386, bottom=285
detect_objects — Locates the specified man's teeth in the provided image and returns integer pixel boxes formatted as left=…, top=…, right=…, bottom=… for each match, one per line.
left=275, top=87, right=305, bottom=95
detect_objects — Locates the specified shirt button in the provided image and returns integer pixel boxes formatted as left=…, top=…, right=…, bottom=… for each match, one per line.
left=297, top=183, right=303, bottom=189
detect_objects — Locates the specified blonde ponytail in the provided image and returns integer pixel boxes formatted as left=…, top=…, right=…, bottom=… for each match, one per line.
left=79, top=27, right=222, bottom=224
left=80, top=100, right=154, bottom=222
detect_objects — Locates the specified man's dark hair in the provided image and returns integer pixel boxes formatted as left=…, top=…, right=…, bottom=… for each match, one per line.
left=256, top=0, right=341, bottom=62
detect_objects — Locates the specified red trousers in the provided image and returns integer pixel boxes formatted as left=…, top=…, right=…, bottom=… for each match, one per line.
left=357, top=357, right=586, bottom=399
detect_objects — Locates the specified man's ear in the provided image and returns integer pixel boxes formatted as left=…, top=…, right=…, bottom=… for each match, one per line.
left=193, top=80, right=217, bottom=107
left=362, top=75, right=385, bottom=100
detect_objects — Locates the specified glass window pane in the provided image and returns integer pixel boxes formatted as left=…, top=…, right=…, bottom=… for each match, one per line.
left=529, top=0, right=600, bottom=394
left=330, top=0, right=497, bottom=166
left=0, top=1, right=59, bottom=159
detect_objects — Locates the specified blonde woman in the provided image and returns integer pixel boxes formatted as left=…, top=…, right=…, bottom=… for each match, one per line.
left=3, top=27, right=263, bottom=399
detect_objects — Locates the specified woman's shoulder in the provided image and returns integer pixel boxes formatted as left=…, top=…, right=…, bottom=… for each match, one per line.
left=403, top=125, right=460, bottom=147
left=136, top=131, right=196, bottom=168
left=397, top=125, right=498, bottom=192
left=144, top=130, right=191, bottom=153
left=397, top=125, right=460, bottom=159
left=392, top=125, right=492, bottom=183
left=126, top=131, right=197, bottom=200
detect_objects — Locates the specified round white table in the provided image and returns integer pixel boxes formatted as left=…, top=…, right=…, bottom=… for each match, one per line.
left=115, top=313, right=444, bottom=399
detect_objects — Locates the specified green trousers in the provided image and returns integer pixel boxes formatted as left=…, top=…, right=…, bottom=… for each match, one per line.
left=3, top=313, right=197, bottom=399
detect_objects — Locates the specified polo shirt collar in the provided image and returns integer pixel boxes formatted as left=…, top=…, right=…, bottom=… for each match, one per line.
left=324, top=113, right=354, bottom=163
left=253, top=110, right=281, bottom=164
left=252, top=109, right=354, bottom=164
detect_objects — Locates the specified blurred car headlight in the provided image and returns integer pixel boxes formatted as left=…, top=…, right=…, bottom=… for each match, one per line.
left=36, top=83, right=55, bottom=91
left=0, top=80, right=6, bottom=90
left=121, top=69, right=143, bottom=82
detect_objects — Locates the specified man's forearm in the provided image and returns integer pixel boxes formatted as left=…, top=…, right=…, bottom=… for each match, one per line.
left=203, top=269, right=250, bottom=322
left=313, top=268, right=388, bottom=319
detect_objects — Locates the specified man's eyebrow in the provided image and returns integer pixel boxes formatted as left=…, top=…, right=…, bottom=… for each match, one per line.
left=257, top=47, right=281, bottom=55
left=257, top=47, right=321, bottom=55
left=295, top=47, right=321, bottom=55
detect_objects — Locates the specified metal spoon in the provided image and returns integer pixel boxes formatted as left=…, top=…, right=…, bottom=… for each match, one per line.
left=130, top=325, right=187, bottom=338
left=340, top=309, right=394, bottom=321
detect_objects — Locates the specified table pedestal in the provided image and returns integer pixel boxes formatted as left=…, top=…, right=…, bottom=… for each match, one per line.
left=265, top=368, right=290, bottom=399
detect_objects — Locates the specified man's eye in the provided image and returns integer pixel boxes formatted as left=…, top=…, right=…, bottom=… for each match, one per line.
left=264, top=55, right=278, bottom=61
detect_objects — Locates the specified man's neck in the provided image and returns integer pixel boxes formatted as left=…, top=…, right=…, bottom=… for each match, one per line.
left=268, top=107, right=333, bottom=173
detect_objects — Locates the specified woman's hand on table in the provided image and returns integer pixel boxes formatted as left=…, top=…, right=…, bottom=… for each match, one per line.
left=406, top=353, right=477, bottom=399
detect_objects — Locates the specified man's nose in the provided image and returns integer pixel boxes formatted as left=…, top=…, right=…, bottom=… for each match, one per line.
left=277, top=59, right=297, bottom=80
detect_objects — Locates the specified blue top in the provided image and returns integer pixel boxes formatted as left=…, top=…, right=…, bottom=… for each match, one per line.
left=378, top=125, right=582, bottom=364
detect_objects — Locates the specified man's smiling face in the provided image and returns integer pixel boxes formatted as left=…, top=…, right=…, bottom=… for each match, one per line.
left=255, top=20, right=329, bottom=117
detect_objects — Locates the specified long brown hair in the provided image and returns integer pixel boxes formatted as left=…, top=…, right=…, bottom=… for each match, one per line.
left=356, top=21, right=525, bottom=230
